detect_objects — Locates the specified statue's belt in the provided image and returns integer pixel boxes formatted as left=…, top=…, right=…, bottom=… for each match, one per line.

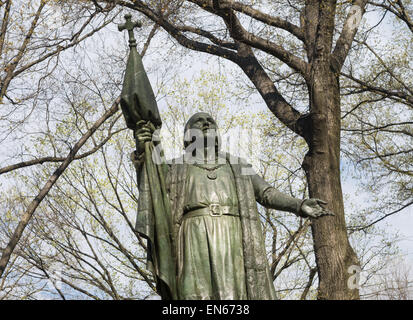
left=183, top=204, right=239, bottom=219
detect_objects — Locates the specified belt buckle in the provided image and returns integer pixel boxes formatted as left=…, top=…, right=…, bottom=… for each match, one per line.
left=209, top=204, right=222, bottom=216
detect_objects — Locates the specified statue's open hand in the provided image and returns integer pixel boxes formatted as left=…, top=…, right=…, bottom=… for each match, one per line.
left=134, top=120, right=156, bottom=154
left=300, top=198, right=335, bottom=218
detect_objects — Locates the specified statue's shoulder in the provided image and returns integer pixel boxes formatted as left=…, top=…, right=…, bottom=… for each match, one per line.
left=222, top=152, right=255, bottom=176
left=223, top=152, right=252, bottom=168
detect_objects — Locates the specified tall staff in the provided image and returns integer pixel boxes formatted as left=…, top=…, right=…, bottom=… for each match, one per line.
left=118, top=14, right=177, bottom=299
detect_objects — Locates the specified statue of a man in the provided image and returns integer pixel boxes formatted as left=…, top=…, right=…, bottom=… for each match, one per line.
left=132, top=112, right=332, bottom=300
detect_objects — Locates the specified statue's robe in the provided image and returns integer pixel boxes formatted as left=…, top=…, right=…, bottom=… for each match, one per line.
left=133, top=152, right=302, bottom=300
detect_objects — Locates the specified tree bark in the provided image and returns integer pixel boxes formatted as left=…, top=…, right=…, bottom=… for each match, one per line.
left=302, top=58, right=360, bottom=300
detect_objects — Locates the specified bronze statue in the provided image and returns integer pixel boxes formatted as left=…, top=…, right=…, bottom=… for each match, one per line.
left=119, top=15, right=333, bottom=300
left=132, top=115, right=332, bottom=300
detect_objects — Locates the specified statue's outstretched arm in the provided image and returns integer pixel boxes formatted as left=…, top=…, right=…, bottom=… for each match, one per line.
left=251, top=174, right=334, bottom=218
left=251, top=174, right=302, bottom=215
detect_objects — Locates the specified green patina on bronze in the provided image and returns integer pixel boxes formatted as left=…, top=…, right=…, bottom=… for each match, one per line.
left=118, top=14, right=162, bottom=130
left=119, top=15, right=176, bottom=299
left=119, top=16, right=333, bottom=300
left=132, top=118, right=311, bottom=299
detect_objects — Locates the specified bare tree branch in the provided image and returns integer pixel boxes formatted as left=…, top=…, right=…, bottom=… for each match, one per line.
left=218, top=0, right=305, bottom=42
left=0, top=127, right=125, bottom=175
left=348, top=200, right=413, bottom=232
left=332, top=0, right=368, bottom=72
left=0, top=98, right=120, bottom=278
left=188, top=0, right=309, bottom=76
left=368, top=0, right=413, bottom=33
left=0, top=0, right=11, bottom=57
left=0, top=0, right=46, bottom=99
left=341, top=72, right=413, bottom=106
left=300, top=267, right=317, bottom=300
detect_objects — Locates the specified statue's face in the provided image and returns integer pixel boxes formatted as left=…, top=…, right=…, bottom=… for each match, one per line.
left=187, top=113, right=217, bottom=135
left=184, top=112, right=219, bottom=150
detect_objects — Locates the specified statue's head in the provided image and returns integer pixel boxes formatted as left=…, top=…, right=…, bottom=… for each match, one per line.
left=183, top=112, right=221, bottom=151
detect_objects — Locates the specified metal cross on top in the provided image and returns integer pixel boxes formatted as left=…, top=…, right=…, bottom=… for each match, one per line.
left=118, top=14, right=142, bottom=48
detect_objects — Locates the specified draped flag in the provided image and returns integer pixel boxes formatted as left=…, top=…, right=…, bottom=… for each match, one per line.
left=118, top=14, right=177, bottom=299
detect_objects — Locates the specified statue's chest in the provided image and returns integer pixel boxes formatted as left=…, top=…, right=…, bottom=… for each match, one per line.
left=184, top=164, right=238, bottom=206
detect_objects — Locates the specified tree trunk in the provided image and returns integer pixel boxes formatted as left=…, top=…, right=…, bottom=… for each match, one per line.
left=302, top=61, right=360, bottom=299
left=234, top=41, right=360, bottom=299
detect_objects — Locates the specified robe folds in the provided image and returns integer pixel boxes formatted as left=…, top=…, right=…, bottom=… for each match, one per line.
left=134, top=152, right=302, bottom=300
